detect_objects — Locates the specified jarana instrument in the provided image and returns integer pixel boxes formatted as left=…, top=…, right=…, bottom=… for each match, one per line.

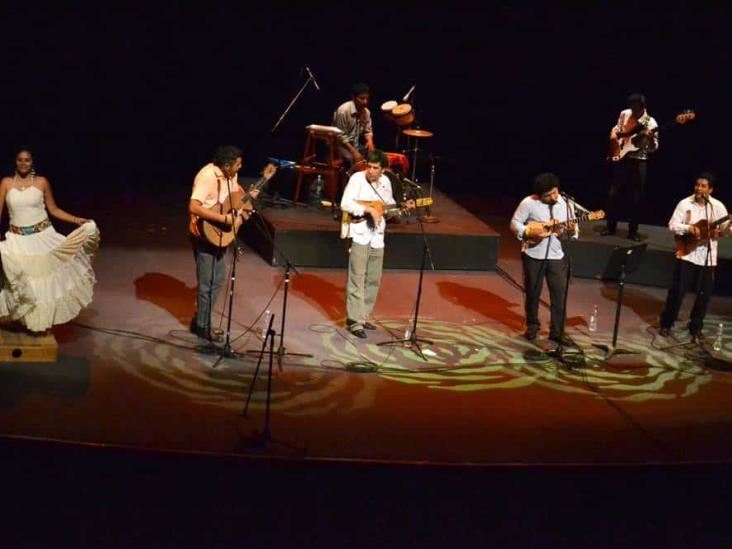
left=524, top=210, right=605, bottom=245
left=674, top=213, right=731, bottom=256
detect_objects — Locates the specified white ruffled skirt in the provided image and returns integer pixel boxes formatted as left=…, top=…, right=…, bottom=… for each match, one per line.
left=0, top=221, right=100, bottom=332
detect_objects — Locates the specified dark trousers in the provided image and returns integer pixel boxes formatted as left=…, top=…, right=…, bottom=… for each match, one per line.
left=191, top=238, right=228, bottom=332
left=660, top=259, right=715, bottom=334
left=606, top=157, right=647, bottom=234
left=522, top=254, right=569, bottom=336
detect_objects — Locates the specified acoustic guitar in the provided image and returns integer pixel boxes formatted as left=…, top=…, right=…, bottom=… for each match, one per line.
left=524, top=210, right=605, bottom=245
left=607, top=110, right=695, bottom=161
left=674, top=214, right=731, bottom=256
left=195, top=163, right=277, bottom=248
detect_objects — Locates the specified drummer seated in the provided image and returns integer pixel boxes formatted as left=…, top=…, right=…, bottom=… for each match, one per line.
left=332, top=82, right=375, bottom=166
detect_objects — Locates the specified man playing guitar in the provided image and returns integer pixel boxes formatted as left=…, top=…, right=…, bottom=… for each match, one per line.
left=602, top=93, right=658, bottom=241
left=340, top=149, right=414, bottom=338
left=188, top=146, right=259, bottom=343
left=659, top=173, right=730, bottom=342
left=511, top=173, right=578, bottom=343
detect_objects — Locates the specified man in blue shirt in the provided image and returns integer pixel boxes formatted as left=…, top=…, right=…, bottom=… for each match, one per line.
left=510, top=173, right=577, bottom=343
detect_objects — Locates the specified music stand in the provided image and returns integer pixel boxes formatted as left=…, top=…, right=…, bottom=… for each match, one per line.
left=593, top=243, right=647, bottom=360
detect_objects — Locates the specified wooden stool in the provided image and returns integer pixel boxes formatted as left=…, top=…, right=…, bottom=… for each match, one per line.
left=294, top=125, right=345, bottom=203
left=0, top=326, right=58, bottom=362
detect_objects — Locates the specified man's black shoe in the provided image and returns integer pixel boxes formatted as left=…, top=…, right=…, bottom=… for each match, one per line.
left=549, top=333, right=574, bottom=346
left=524, top=331, right=537, bottom=341
left=628, top=232, right=642, bottom=242
left=691, top=332, right=706, bottom=343
left=658, top=327, right=671, bottom=337
left=348, top=318, right=376, bottom=330
left=351, top=329, right=367, bottom=339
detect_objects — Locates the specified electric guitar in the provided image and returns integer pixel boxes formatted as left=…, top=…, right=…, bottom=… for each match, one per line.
left=607, top=110, right=695, bottom=161
left=194, top=163, right=277, bottom=248
left=524, top=210, right=605, bottom=245
left=674, top=213, right=731, bottom=256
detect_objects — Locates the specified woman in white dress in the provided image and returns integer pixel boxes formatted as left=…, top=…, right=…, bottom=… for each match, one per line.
left=0, top=149, right=99, bottom=332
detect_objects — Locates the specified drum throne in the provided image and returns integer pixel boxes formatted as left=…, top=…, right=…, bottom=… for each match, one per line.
left=293, top=124, right=345, bottom=204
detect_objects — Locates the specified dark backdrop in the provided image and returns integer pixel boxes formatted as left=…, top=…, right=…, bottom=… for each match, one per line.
left=1, top=3, right=729, bottom=224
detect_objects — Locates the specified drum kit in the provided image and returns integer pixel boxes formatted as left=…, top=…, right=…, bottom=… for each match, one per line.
left=378, top=94, right=438, bottom=223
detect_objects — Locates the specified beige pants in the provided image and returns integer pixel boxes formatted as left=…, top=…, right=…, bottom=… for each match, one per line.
left=346, top=242, right=384, bottom=331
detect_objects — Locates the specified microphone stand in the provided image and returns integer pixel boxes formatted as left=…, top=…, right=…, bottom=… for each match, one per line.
left=210, top=177, right=248, bottom=367
left=545, top=196, right=583, bottom=368
left=246, top=208, right=313, bottom=369
left=378, top=208, right=435, bottom=361
left=240, top=311, right=302, bottom=452
left=695, top=197, right=714, bottom=347
left=271, top=69, right=319, bottom=134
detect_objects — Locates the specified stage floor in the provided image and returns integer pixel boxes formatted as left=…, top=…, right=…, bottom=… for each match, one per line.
left=1, top=195, right=731, bottom=466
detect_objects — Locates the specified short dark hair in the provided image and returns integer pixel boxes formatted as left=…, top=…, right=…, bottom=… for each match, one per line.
left=697, top=172, right=716, bottom=188
left=367, top=149, right=388, bottom=168
left=212, top=145, right=242, bottom=167
left=352, top=82, right=370, bottom=97
left=628, top=93, right=646, bottom=108
left=533, top=172, right=559, bottom=196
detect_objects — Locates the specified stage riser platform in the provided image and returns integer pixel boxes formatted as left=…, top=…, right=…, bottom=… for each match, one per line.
left=244, top=228, right=498, bottom=270
left=570, top=223, right=732, bottom=295
left=242, top=189, right=500, bottom=271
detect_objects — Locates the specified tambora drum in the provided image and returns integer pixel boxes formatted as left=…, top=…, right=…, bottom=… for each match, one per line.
left=391, top=103, right=414, bottom=126
left=380, top=100, right=398, bottom=122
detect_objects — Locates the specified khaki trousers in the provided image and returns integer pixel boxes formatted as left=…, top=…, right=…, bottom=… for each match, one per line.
left=346, top=242, right=384, bottom=331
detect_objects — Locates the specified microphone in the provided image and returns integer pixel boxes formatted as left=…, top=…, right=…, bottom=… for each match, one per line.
left=268, top=157, right=297, bottom=169
left=560, top=191, right=589, bottom=213
left=401, top=175, right=421, bottom=188
left=402, top=85, right=415, bottom=102
left=305, top=66, right=320, bottom=91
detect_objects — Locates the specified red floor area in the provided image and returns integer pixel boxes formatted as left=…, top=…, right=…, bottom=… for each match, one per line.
left=1, top=195, right=731, bottom=465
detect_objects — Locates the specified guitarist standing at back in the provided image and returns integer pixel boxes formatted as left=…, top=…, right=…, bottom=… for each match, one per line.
left=510, top=173, right=578, bottom=344
left=188, top=146, right=258, bottom=342
left=602, top=93, right=658, bottom=241
left=659, top=173, right=730, bottom=342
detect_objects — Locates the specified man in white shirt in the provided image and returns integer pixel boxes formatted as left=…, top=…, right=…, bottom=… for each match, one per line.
left=510, top=173, right=577, bottom=343
left=332, top=83, right=375, bottom=166
left=602, top=93, right=659, bottom=241
left=659, top=173, right=730, bottom=341
left=340, top=150, right=409, bottom=338
left=188, top=146, right=259, bottom=342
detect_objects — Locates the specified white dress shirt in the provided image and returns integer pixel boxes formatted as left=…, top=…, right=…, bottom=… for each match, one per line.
left=340, top=171, right=394, bottom=248
left=669, top=195, right=730, bottom=266
left=510, top=195, right=579, bottom=260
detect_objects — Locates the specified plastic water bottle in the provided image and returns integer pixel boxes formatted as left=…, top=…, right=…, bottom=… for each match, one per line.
left=713, top=323, right=724, bottom=352
left=588, top=304, right=599, bottom=333
left=403, top=322, right=412, bottom=347
left=261, top=310, right=272, bottom=339
left=310, top=175, right=324, bottom=204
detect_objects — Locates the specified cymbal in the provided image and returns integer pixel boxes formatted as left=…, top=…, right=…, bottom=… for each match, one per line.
left=402, top=128, right=434, bottom=138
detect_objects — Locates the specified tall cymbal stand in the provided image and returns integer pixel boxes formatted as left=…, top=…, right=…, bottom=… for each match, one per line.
left=418, top=156, right=439, bottom=224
